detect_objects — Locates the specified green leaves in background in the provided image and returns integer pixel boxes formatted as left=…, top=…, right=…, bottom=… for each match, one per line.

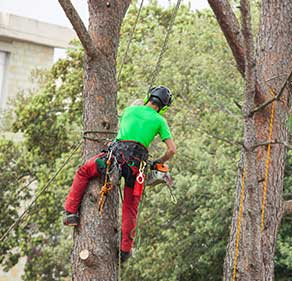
left=0, top=1, right=291, bottom=280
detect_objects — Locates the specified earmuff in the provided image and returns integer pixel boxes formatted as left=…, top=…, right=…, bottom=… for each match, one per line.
left=158, top=105, right=169, bottom=115
left=143, top=87, right=156, bottom=105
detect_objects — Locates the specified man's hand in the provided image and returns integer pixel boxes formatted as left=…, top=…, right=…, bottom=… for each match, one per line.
left=158, top=139, right=176, bottom=163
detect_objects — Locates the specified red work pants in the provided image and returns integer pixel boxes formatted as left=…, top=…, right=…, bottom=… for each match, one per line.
left=64, top=154, right=142, bottom=253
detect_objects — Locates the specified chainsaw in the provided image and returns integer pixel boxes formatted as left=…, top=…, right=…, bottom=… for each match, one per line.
left=146, top=161, right=173, bottom=187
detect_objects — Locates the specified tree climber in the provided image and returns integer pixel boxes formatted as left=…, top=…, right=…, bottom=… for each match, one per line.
left=63, top=86, right=176, bottom=262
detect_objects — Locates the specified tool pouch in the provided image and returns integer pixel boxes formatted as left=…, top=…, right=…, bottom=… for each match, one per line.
left=133, top=173, right=145, bottom=197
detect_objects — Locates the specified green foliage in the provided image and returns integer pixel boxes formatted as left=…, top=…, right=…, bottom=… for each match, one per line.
left=0, top=2, right=291, bottom=281
left=0, top=43, right=83, bottom=280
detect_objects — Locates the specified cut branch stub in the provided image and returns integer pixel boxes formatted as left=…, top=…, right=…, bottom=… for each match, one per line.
left=79, top=249, right=98, bottom=267
left=284, top=200, right=292, bottom=215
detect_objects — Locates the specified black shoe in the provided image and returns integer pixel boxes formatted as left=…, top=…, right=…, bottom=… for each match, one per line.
left=63, top=211, right=80, bottom=226
left=120, top=250, right=132, bottom=263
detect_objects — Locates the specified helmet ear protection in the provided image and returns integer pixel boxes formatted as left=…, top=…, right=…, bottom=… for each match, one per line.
left=144, top=86, right=173, bottom=115
left=159, top=104, right=169, bottom=115
left=143, top=88, right=153, bottom=105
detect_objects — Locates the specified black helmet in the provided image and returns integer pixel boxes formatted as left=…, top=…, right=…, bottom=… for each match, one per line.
left=146, top=86, right=173, bottom=108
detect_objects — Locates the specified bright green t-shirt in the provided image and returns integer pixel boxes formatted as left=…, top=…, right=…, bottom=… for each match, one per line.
left=116, top=105, right=172, bottom=148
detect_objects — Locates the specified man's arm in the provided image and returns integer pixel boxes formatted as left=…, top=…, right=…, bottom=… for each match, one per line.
left=157, top=138, right=176, bottom=163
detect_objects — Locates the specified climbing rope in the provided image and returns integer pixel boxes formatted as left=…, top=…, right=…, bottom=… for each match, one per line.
left=232, top=88, right=276, bottom=279
left=83, top=130, right=117, bottom=142
left=0, top=139, right=82, bottom=243
left=261, top=88, right=276, bottom=231
left=117, top=0, right=145, bottom=82
left=98, top=150, right=114, bottom=216
left=232, top=169, right=245, bottom=281
left=148, top=0, right=182, bottom=90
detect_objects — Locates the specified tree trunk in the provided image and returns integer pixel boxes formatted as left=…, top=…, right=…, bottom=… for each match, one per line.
left=208, top=1, right=292, bottom=280
left=59, top=1, right=131, bottom=280
left=254, top=1, right=292, bottom=279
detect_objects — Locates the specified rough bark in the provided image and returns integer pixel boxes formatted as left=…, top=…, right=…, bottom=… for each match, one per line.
left=216, top=0, right=292, bottom=280
left=59, top=1, right=131, bottom=280
left=255, top=1, right=292, bottom=279
left=241, top=1, right=263, bottom=279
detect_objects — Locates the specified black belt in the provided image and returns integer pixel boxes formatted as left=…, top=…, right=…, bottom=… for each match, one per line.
left=109, top=140, right=148, bottom=163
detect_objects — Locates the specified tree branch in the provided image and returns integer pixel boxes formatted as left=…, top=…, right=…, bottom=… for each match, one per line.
left=284, top=200, right=292, bottom=215
left=251, top=140, right=292, bottom=150
left=208, top=0, right=264, bottom=99
left=208, top=0, right=245, bottom=76
left=283, top=194, right=292, bottom=201
left=58, top=0, right=97, bottom=58
left=250, top=68, right=292, bottom=116
left=197, top=128, right=244, bottom=148
left=241, top=0, right=256, bottom=118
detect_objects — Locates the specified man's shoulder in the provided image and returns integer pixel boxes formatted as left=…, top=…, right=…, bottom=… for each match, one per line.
left=125, top=105, right=143, bottom=112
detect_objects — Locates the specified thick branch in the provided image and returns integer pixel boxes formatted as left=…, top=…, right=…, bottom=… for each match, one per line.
left=284, top=200, right=292, bottom=215
left=58, top=0, right=97, bottom=57
left=241, top=0, right=256, bottom=111
left=251, top=140, right=292, bottom=150
left=208, top=0, right=245, bottom=76
left=208, top=0, right=265, bottom=99
left=250, top=68, right=292, bottom=115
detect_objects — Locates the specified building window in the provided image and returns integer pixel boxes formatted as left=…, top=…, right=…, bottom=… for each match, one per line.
left=0, top=51, right=8, bottom=110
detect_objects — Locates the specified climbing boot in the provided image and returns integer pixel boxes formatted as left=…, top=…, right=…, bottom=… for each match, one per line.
left=120, top=250, right=132, bottom=263
left=63, top=211, right=79, bottom=226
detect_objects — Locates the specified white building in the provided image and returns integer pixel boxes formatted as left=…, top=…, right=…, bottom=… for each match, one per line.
left=0, top=12, right=76, bottom=111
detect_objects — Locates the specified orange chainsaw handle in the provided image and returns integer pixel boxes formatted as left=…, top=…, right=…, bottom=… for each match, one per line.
left=155, top=163, right=169, bottom=173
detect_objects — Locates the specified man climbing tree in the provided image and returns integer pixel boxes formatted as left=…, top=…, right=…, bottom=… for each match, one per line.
left=207, top=0, right=292, bottom=280
left=64, top=86, right=176, bottom=263
left=58, top=0, right=132, bottom=279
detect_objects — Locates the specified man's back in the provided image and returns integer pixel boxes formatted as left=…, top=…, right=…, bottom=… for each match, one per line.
left=116, top=105, right=172, bottom=148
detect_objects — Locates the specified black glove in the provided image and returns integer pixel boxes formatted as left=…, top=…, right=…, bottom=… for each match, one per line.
left=151, top=159, right=162, bottom=169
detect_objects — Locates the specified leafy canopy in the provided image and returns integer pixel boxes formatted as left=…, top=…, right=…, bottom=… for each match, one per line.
left=1, top=2, right=291, bottom=280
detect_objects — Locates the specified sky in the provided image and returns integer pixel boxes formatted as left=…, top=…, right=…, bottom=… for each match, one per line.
left=0, top=0, right=209, bottom=28
left=0, top=0, right=209, bottom=60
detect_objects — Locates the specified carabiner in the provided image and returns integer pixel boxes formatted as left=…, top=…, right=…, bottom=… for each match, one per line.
left=136, top=173, right=145, bottom=184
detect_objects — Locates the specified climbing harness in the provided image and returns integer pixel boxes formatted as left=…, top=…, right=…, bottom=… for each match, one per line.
left=232, top=169, right=245, bottom=281
left=97, top=141, right=149, bottom=215
left=261, top=88, right=276, bottom=231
